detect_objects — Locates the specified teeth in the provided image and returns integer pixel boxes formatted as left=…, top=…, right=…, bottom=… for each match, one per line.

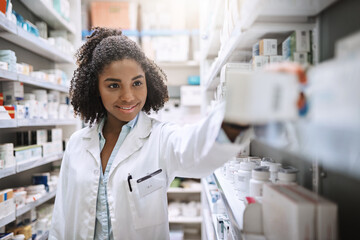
left=120, top=106, right=133, bottom=110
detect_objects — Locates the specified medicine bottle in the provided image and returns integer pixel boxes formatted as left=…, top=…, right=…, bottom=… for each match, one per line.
left=277, top=166, right=298, bottom=185
left=261, top=159, right=282, bottom=183
left=234, top=160, right=256, bottom=199
left=249, top=166, right=270, bottom=197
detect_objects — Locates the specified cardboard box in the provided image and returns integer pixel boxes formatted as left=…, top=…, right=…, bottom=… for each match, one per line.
left=285, top=185, right=338, bottom=240
left=91, top=2, right=137, bottom=29
left=252, top=56, right=269, bottom=70
left=2, top=82, right=24, bottom=104
left=253, top=42, right=260, bottom=56
left=262, top=184, right=315, bottom=240
left=260, top=39, right=277, bottom=56
left=270, top=55, right=283, bottom=64
left=295, top=30, right=311, bottom=53
left=293, top=52, right=309, bottom=65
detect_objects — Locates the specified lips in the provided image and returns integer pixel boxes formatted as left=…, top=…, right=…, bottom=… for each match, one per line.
left=116, top=103, right=139, bottom=111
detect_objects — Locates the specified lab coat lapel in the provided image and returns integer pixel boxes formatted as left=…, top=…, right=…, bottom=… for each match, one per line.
left=82, top=126, right=101, bottom=166
left=109, top=112, right=152, bottom=176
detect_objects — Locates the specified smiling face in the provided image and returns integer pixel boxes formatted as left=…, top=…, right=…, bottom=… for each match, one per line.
left=98, top=59, right=147, bottom=125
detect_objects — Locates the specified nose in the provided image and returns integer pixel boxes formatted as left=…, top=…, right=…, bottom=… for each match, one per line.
left=119, top=88, right=135, bottom=102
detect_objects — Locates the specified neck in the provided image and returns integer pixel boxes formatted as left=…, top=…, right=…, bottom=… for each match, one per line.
left=103, top=114, right=127, bottom=136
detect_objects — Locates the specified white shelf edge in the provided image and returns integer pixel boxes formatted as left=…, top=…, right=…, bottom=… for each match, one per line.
left=213, top=169, right=246, bottom=236
left=0, top=212, right=15, bottom=228
left=0, top=68, right=17, bottom=81
left=20, top=0, right=76, bottom=34
left=167, top=187, right=201, bottom=193
left=0, top=165, right=16, bottom=179
left=16, top=153, right=63, bottom=173
left=16, top=190, right=56, bottom=217
left=0, top=119, right=17, bottom=128
left=168, top=216, right=202, bottom=224
left=18, top=74, right=69, bottom=93
left=0, top=26, right=74, bottom=64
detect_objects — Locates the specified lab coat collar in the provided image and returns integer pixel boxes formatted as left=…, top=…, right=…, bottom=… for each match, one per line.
left=81, top=111, right=153, bottom=171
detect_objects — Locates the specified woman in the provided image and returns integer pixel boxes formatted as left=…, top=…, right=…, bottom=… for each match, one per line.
left=49, top=27, right=250, bottom=240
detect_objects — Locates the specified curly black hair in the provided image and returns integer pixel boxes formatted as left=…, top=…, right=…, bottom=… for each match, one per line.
left=70, top=27, right=169, bottom=125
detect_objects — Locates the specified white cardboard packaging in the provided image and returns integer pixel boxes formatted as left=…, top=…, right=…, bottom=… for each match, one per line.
left=224, top=71, right=298, bottom=125
left=260, top=39, right=277, bottom=56
left=262, top=184, right=315, bottom=240
left=293, top=52, right=309, bottom=65
left=285, top=185, right=338, bottom=240
left=252, top=56, right=269, bottom=70
left=295, top=30, right=311, bottom=53
left=269, top=55, right=283, bottom=63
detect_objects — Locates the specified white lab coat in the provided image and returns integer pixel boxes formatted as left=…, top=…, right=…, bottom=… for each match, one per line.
left=49, top=107, right=244, bottom=240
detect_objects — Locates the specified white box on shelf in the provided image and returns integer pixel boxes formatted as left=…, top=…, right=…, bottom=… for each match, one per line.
left=252, top=56, right=269, bottom=70
left=293, top=52, right=309, bottom=65
left=224, top=71, right=298, bottom=125
left=180, top=86, right=201, bottom=107
left=269, top=56, right=283, bottom=64
left=260, top=39, right=277, bottom=56
left=262, top=184, right=315, bottom=240
left=286, top=185, right=338, bottom=240
left=2, top=82, right=24, bottom=104
left=51, top=129, right=63, bottom=142
left=220, top=63, right=252, bottom=83
left=295, top=30, right=311, bottom=53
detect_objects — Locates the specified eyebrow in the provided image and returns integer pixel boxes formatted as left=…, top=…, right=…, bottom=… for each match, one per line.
left=104, top=75, right=144, bottom=82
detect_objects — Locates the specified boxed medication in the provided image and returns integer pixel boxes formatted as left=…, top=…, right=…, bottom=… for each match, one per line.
left=269, top=56, right=283, bottom=63
left=252, top=56, right=269, bottom=70
left=293, top=52, right=309, bottom=65
left=285, top=185, right=338, bottom=240
left=260, top=39, right=277, bottom=56
left=262, top=184, right=315, bottom=240
left=294, top=30, right=311, bottom=53
left=2, top=82, right=24, bottom=104
left=224, top=71, right=298, bottom=125
left=14, top=145, right=42, bottom=163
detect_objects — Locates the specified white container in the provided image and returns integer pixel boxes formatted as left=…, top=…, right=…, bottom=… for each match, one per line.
left=249, top=166, right=270, bottom=197
left=13, top=234, right=25, bottom=240
left=277, top=166, right=298, bottom=185
left=269, top=163, right=282, bottom=183
left=235, top=160, right=257, bottom=199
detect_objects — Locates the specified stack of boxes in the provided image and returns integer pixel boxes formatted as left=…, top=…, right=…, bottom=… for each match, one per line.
left=0, top=189, right=15, bottom=220
left=282, top=30, right=312, bottom=65
left=252, top=39, right=282, bottom=70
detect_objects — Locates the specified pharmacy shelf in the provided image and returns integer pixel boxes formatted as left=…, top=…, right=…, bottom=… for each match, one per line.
left=16, top=153, right=63, bottom=173
left=16, top=190, right=56, bottom=217
left=0, top=12, right=17, bottom=34
left=169, top=216, right=202, bottom=224
left=20, top=0, right=76, bottom=34
left=0, top=165, right=16, bottom=179
left=0, top=68, right=17, bottom=81
left=0, top=70, right=69, bottom=92
left=240, top=0, right=337, bottom=30
left=167, top=187, right=201, bottom=194
left=18, top=74, right=69, bottom=92
left=0, top=212, right=15, bottom=228
left=0, top=25, right=74, bottom=64
left=203, top=208, right=216, bottom=240
left=0, top=119, right=17, bottom=128
left=0, top=119, right=77, bottom=128
left=204, top=22, right=314, bottom=90
left=213, top=169, right=246, bottom=240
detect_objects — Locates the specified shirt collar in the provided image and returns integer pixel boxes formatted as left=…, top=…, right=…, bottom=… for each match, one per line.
left=97, top=114, right=139, bottom=138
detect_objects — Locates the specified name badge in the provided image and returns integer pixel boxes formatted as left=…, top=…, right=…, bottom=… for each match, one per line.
left=136, top=169, right=165, bottom=198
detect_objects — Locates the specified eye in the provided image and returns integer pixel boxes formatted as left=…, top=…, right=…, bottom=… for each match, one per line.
left=133, top=81, right=142, bottom=87
left=108, top=83, right=119, bottom=89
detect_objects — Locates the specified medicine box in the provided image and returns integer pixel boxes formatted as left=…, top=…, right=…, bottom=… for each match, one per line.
left=48, top=128, right=63, bottom=142
left=252, top=56, right=269, bottom=70
left=31, top=129, right=47, bottom=145
left=293, top=52, right=309, bottom=65
left=262, top=184, right=315, bottom=240
left=2, top=82, right=24, bottom=104
left=224, top=71, right=298, bottom=125
left=285, top=185, right=338, bottom=240
left=259, top=39, right=277, bottom=56
left=269, top=56, right=283, bottom=64
left=295, top=30, right=310, bottom=53
left=14, top=145, right=42, bottom=163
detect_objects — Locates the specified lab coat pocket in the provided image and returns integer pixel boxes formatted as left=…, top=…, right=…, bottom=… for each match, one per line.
left=126, top=171, right=168, bottom=229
